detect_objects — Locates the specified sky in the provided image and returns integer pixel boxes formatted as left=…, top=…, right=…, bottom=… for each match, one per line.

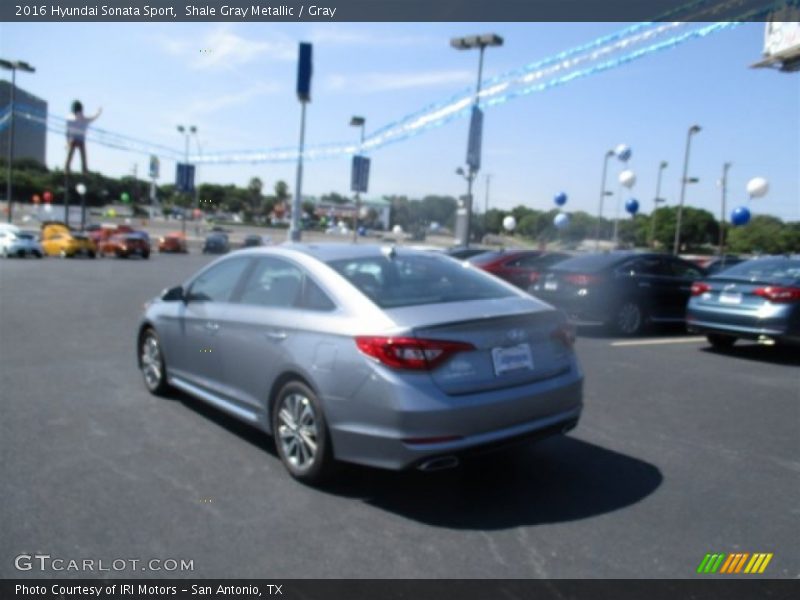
left=1, top=20, right=798, bottom=222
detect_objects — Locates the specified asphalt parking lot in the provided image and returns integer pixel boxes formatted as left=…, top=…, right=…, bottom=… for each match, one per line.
left=1, top=252, right=797, bottom=579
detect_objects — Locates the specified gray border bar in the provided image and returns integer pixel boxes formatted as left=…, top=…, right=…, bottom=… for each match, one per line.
left=2, top=0, right=793, bottom=22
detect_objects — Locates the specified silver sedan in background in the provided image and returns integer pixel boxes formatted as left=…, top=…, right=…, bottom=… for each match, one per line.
left=137, top=244, right=583, bottom=484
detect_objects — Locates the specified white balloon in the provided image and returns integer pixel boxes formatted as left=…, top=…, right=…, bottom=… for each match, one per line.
left=502, top=216, right=516, bottom=232
left=554, top=213, right=570, bottom=229
left=746, top=177, right=769, bottom=199
left=392, top=224, right=403, bottom=235
left=75, top=183, right=87, bottom=195
left=619, top=169, right=637, bottom=189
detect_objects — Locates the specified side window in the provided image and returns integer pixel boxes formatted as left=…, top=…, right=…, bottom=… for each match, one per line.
left=187, top=258, right=250, bottom=303
left=299, top=277, right=337, bottom=311
left=670, top=260, right=704, bottom=279
left=619, top=257, right=667, bottom=276
left=237, top=257, right=304, bottom=308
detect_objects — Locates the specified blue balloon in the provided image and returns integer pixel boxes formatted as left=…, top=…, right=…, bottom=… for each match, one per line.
left=731, top=206, right=751, bottom=227
left=554, top=192, right=568, bottom=207
left=625, top=198, right=639, bottom=216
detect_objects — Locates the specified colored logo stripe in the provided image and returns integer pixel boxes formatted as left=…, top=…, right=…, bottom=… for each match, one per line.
left=698, top=553, right=773, bottom=574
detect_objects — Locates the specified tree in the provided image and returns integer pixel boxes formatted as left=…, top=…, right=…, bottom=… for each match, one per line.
left=247, top=177, right=263, bottom=211
left=727, top=215, right=797, bottom=254
left=274, top=181, right=290, bottom=202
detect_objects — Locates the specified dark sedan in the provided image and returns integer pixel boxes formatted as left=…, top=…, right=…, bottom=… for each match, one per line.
left=531, top=252, right=706, bottom=335
left=470, top=250, right=572, bottom=289
left=242, top=234, right=265, bottom=248
left=202, top=233, right=230, bottom=254
left=686, top=257, right=800, bottom=348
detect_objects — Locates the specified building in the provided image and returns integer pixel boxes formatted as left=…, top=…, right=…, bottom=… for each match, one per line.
left=0, top=81, right=47, bottom=166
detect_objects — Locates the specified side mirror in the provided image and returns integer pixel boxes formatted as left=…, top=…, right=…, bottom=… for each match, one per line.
left=161, top=285, right=185, bottom=302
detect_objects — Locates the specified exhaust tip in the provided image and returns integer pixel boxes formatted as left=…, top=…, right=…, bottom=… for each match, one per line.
left=417, top=456, right=460, bottom=472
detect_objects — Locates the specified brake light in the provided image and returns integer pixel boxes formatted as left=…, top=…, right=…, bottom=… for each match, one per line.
left=551, top=322, right=576, bottom=350
left=564, top=273, right=601, bottom=286
left=355, top=336, right=475, bottom=370
left=691, top=282, right=711, bottom=296
left=753, top=286, right=800, bottom=303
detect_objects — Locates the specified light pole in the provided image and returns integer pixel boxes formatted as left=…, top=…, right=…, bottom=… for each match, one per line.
left=451, top=33, right=503, bottom=247
left=673, top=124, right=701, bottom=255
left=649, top=161, right=668, bottom=248
left=594, top=149, right=615, bottom=250
left=1, top=58, right=36, bottom=223
left=484, top=173, right=492, bottom=214
left=76, top=182, right=87, bottom=230
left=177, top=125, right=196, bottom=235
left=718, top=162, right=731, bottom=260
left=350, top=115, right=365, bottom=243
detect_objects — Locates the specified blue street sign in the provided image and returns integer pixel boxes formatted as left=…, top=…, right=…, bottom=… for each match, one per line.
left=297, top=43, right=313, bottom=102
left=149, top=155, right=160, bottom=180
left=466, top=106, right=483, bottom=171
left=175, top=163, right=195, bottom=193
left=351, top=155, right=370, bottom=193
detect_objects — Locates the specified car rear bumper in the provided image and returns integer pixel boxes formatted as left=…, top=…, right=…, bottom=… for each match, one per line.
left=326, top=366, right=584, bottom=470
left=686, top=305, right=797, bottom=343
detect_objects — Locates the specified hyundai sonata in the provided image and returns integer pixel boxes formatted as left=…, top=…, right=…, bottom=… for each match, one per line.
left=137, top=245, right=583, bottom=484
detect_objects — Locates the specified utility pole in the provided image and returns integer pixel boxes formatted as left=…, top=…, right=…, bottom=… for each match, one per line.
left=718, top=162, right=731, bottom=261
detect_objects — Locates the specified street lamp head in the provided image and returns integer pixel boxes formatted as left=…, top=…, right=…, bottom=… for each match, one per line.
left=479, top=34, right=504, bottom=47
left=16, top=61, right=35, bottom=73
left=177, top=125, right=185, bottom=133
left=689, top=124, right=701, bottom=134
left=456, top=167, right=465, bottom=176
left=190, top=126, right=197, bottom=134
left=451, top=34, right=503, bottom=50
left=660, top=161, right=669, bottom=169
left=350, top=116, right=365, bottom=127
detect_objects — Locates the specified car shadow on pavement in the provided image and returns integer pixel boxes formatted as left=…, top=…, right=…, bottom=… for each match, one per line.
left=320, top=436, right=663, bottom=530
left=700, top=342, right=800, bottom=366
left=169, top=390, right=663, bottom=530
left=576, top=322, right=690, bottom=340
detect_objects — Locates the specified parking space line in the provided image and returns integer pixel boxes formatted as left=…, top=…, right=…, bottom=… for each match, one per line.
left=610, top=337, right=706, bottom=347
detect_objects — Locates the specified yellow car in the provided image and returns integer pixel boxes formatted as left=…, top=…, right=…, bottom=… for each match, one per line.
left=41, top=223, right=97, bottom=258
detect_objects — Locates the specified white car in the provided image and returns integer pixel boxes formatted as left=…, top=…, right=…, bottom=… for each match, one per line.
left=0, top=230, right=44, bottom=258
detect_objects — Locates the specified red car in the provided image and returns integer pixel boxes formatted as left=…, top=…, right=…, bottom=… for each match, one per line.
left=158, top=232, right=188, bottom=253
left=469, top=250, right=572, bottom=289
left=88, top=224, right=134, bottom=247
left=99, top=232, right=151, bottom=259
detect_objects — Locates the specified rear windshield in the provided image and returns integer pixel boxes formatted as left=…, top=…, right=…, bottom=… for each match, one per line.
left=713, top=258, right=800, bottom=282
left=549, top=253, right=625, bottom=272
left=327, top=253, right=515, bottom=308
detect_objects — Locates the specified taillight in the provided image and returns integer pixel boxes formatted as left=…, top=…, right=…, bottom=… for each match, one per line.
left=753, top=286, right=800, bottom=303
left=564, top=273, right=601, bottom=286
left=691, top=282, right=711, bottom=296
left=551, top=322, right=576, bottom=350
left=355, top=336, right=475, bottom=370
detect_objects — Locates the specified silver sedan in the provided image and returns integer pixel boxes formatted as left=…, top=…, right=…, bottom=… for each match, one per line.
left=137, top=244, right=584, bottom=484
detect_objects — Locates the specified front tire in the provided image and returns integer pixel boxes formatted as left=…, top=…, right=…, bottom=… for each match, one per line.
left=139, top=329, right=170, bottom=396
left=707, top=333, right=736, bottom=349
left=272, top=381, right=335, bottom=485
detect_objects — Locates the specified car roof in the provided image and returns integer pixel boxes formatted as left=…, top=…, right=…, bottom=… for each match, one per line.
left=281, top=243, right=442, bottom=262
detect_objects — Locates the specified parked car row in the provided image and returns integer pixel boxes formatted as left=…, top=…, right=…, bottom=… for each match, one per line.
left=446, top=246, right=798, bottom=346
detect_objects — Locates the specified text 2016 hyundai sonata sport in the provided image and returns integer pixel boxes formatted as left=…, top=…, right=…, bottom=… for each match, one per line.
left=137, top=244, right=584, bottom=484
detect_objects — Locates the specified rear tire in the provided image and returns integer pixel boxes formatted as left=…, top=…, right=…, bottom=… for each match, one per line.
left=142, top=251, right=150, bottom=260
left=272, top=381, right=336, bottom=485
left=613, top=300, right=645, bottom=336
left=707, top=334, right=736, bottom=349
left=88, top=251, right=96, bottom=259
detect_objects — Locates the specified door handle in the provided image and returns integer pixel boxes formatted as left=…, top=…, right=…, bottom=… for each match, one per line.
left=205, top=321, right=220, bottom=332
left=265, top=330, right=287, bottom=341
